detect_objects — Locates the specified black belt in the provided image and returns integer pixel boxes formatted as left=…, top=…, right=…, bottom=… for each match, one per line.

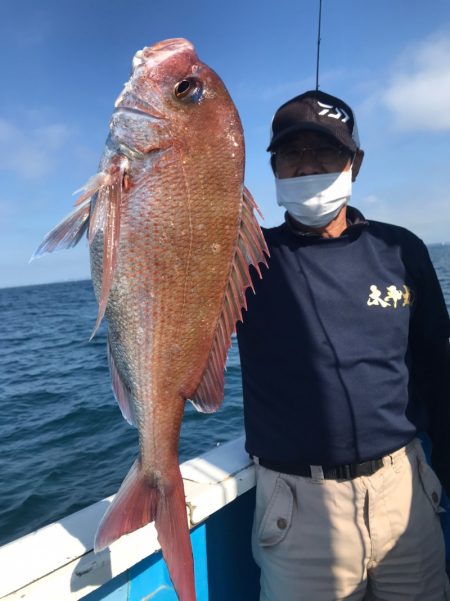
left=258, top=457, right=384, bottom=480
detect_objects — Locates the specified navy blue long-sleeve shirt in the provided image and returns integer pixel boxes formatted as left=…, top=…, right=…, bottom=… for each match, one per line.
left=236, top=208, right=450, bottom=491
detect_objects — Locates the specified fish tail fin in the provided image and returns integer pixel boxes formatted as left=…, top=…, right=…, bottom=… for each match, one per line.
left=95, top=460, right=195, bottom=601
left=155, top=469, right=196, bottom=601
left=94, top=459, right=154, bottom=551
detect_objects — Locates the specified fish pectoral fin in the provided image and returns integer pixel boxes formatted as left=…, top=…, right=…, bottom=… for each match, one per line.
left=31, top=170, right=115, bottom=261
left=73, top=171, right=111, bottom=206
left=189, top=186, right=269, bottom=414
left=31, top=200, right=91, bottom=260
left=107, top=336, right=137, bottom=426
left=33, top=167, right=124, bottom=339
left=90, top=168, right=124, bottom=340
left=95, top=462, right=196, bottom=601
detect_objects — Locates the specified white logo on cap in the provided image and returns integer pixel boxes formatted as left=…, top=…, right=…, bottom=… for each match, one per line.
left=317, top=101, right=350, bottom=123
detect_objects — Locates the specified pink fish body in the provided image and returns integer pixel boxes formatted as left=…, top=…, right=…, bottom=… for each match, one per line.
left=35, top=38, right=268, bottom=601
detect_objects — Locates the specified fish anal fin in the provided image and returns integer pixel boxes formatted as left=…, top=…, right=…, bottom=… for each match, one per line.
left=95, top=462, right=196, bottom=601
left=190, top=186, right=269, bottom=413
left=107, top=337, right=136, bottom=426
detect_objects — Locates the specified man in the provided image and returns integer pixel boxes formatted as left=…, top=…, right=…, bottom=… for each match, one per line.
left=236, top=90, right=450, bottom=600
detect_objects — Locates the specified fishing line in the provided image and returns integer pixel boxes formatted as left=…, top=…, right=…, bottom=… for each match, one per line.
left=315, top=0, right=323, bottom=90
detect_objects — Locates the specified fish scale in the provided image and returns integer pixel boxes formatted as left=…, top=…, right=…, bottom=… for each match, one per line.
left=33, top=38, right=269, bottom=601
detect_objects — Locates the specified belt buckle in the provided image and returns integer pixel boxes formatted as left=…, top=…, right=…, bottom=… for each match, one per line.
left=334, top=459, right=383, bottom=480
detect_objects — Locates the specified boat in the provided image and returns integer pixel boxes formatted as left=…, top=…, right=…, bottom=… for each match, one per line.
left=0, top=435, right=448, bottom=600
left=0, top=436, right=260, bottom=600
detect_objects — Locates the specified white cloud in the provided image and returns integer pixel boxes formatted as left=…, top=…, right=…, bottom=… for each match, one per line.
left=0, top=118, right=71, bottom=179
left=382, top=33, right=450, bottom=132
left=360, top=194, right=379, bottom=205
left=357, top=180, right=450, bottom=244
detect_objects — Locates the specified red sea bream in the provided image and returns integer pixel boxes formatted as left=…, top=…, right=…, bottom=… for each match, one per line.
left=34, top=38, right=268, bottom=601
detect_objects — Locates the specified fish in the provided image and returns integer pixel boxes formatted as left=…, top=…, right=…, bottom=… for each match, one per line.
left=34, top=38, right=268, bottom=601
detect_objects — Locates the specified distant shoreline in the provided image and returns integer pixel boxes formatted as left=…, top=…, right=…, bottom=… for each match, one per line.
left=2, top=243, right=449, bottom=290
left=0, top=278, right=92, bottom=292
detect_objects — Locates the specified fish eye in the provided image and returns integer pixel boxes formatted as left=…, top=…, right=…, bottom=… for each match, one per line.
left=173, top=77, right=202, bottom=101
left=174, top=80, right=192, bottom=98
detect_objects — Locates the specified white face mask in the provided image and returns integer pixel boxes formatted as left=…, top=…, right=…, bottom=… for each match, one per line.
left=275, top=170, right=352, bottom=228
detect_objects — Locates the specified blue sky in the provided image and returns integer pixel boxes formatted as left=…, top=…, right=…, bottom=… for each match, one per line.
left=2, top=0, right=450, bottom=288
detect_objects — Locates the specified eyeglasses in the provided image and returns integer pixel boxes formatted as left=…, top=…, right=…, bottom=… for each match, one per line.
left=274, top=145, right=352, bottom=169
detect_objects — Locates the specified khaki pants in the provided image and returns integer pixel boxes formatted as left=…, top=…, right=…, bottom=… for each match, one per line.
left=252, top=440, right=450, bottom=601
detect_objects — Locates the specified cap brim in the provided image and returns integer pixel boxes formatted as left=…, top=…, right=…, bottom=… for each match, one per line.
left=267, top=122, right=357, bottom=153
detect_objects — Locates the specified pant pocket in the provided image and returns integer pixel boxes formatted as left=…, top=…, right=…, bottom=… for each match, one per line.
left=258, top=475, right=294, bottom=547
left=417, top=454, right=445, bottom=514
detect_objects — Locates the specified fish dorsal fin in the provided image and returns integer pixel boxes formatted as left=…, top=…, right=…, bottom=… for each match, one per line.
left=189, top=186, right=269, bottom=413
left=107, top=336, right=137, bottom=426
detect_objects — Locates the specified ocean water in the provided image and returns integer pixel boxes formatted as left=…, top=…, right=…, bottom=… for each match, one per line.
left=0, top=245, right=449, bottom=546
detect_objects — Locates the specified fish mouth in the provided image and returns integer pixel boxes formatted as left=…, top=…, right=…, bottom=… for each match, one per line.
left=114, top=141, right=146, bottom=161
left=114, top=105, right=165, bottom=122
left=114, top=91, right=166, bottom=121
left=106, top=133, right=165, bottom=161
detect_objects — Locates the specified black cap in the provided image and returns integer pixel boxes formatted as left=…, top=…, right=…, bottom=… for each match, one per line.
left=267, top=90, right=361, bottom=153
